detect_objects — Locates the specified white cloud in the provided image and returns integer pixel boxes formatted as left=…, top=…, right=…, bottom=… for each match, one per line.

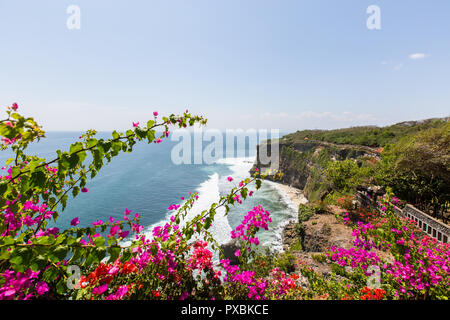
left=409, top=53, right=428, bottom=60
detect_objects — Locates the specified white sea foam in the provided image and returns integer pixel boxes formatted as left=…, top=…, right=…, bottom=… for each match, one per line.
left=181, top=172, right=232, bottom=245
left=134, top=171, right=234, bottom=246
left=261, top=181, right=299, bottom=252
left=216, top=156, right=300, bottom=253
left=216, top=156, right=256, bottom=177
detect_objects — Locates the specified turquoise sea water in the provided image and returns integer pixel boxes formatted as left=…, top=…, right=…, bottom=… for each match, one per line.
left=0, top=131, right=297, bottom=252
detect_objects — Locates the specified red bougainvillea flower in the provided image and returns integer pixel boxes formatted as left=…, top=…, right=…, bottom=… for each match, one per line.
left=152, top=290, right=161, bottom=298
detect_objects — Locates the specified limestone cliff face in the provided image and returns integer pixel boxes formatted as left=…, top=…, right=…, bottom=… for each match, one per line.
left=251, top=138, right=379, bottom=201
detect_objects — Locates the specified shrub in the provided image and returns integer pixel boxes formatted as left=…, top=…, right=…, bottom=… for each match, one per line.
left=298, top=204, right=316, bottom=222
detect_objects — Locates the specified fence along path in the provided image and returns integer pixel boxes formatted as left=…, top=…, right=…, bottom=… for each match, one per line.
left=355, top=191, right=449, bottom=244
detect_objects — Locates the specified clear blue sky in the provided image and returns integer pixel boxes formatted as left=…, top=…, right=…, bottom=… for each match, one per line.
left=0, top=0, right=449, bottom=131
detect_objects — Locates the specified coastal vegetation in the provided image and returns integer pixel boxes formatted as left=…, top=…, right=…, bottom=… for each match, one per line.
left=263, top=117, right=449, bottom=224
left=285, top=118, right=448, bottom=148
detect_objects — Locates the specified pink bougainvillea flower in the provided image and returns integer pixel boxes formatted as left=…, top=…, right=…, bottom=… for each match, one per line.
left=81, top=187, right=89, bottom=193
left=92, top=284, right=108, bottom=296
left=92, top=220, right=103, bottom=226
left=227, top=177, right=233, bottom=182
left=234, top=249, right=241, bottom=257
left=155, top=138, right=162, bottom=144
left=124, top=208, right=131, bottom=215
left=109, top=225, right=120, bottom=237
left=168, top=204, right=181, bottom=211
left=132, top=122, right=139, bottom=128
left=11, top=102, right=18, bottom=111
left=70, top=217, right=80, bottom=226
left=1, top=137, right=13, bottom=145
left=36, top=282, right=49, bottom=296
left=119, top=230, right=129, bottom=238
left=153, top=111, right=158, bottom=117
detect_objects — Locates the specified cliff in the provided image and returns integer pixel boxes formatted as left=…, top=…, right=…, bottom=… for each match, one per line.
left=251, top=137, right=379, bottom=202
left=251, top=116, right=449, bottom=202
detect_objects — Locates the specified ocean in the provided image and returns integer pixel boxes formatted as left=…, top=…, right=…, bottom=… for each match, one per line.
left=0, top=131, right=298, bottom=252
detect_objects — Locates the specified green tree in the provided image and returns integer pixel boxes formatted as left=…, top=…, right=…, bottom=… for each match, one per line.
left=376, top=122, right=450, bottom=221
left=325, top=159, right=361, bottom=192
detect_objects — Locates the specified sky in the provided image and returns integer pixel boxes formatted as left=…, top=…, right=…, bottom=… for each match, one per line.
left=0, top=0, right=449, bottom=132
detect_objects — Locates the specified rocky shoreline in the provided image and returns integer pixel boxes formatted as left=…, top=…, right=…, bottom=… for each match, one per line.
left=276, top=182, right=355, bottom=281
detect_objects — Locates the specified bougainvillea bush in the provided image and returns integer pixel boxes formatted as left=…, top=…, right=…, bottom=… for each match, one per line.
left=313, top=192, right=450, bottom=300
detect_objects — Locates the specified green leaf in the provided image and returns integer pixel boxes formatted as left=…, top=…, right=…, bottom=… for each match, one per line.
left=56, top=279, right=67, bottom=295
left=28, top=159, right=41, bottom=173
left=111, top=141, right=122, bottom=154
left=67, top=153, right=79, bottom=169
left=11, top=166, right=20, bottom=178
left=78, top=150, right=87, bottom=164
left=29, top=255, right=48, bottom=272
left=36, top=236, right=55, bottom=245
left=0, top=180, right=8, bottom=195
left=108, top=246, right=121, bottom=263
left=0, top=236, right=15, bottom=246
left=86, top=138, right=98, bottom=149
left=53, top=245, right=69, bottom=260
left=135, top=128, right=147, bottom=139
left=204, top=217, right=212, bottom=229
left=120, top=248, right=131, bottom=263
left=42, top=266, right=59, bottom=282
left=94, top=236, right=105, bottom=248
left=72, top=186, right=80, bottom=197
left=30, top=170, right=46, bottom=188
left=9, top=253, right=23, bottom=265
left=146, top=130, right=155, bottom=143
left=69, top=142, right=83, bottom=154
